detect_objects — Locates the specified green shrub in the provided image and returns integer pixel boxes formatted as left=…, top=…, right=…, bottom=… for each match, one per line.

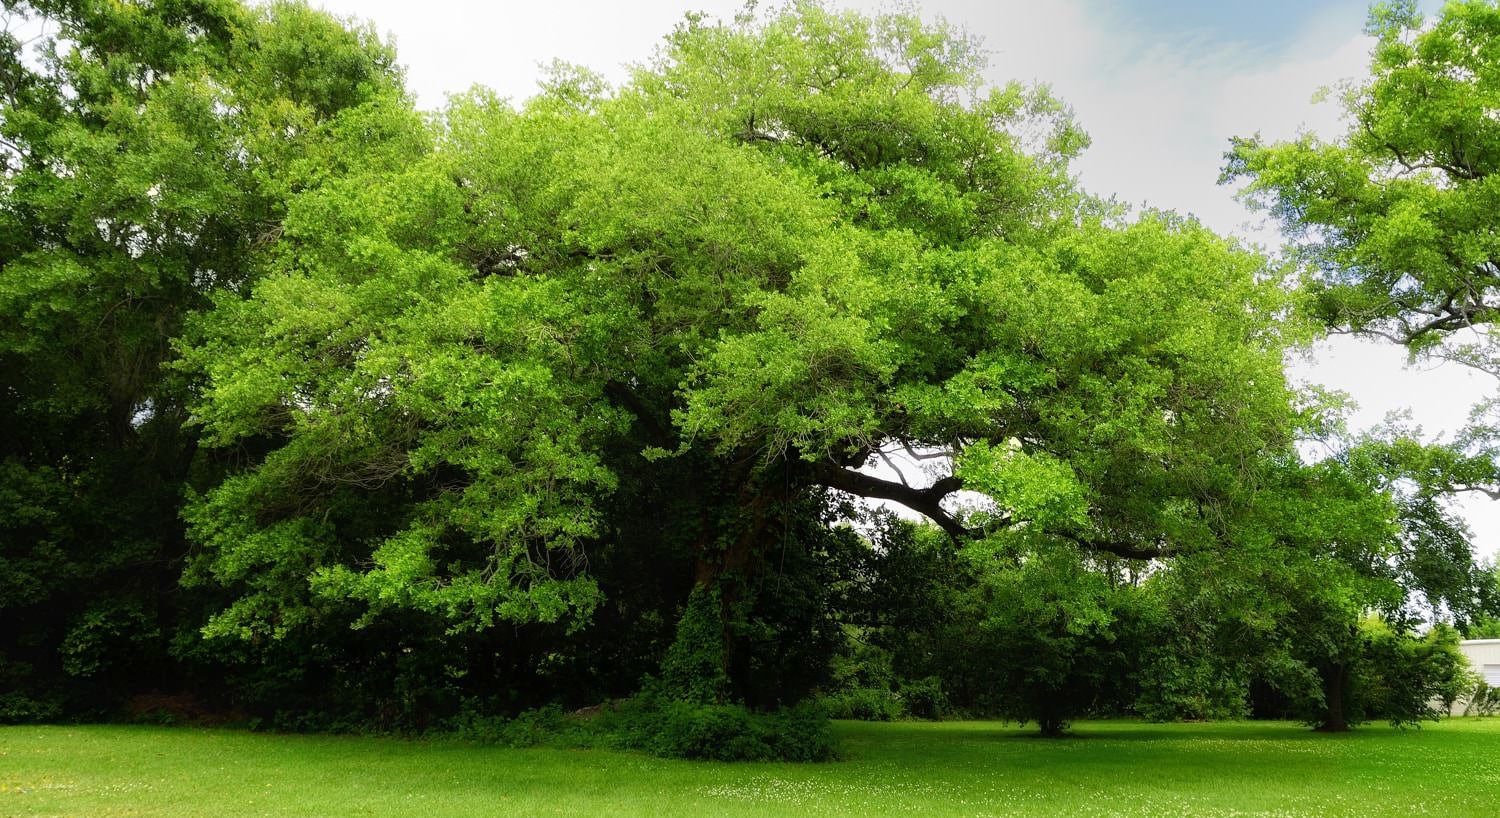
left=661, top=588, right=730, bottom=705
left=446, top=704, right=599, bottom=748
left=446, top=685, right=837, bottom=762
left=599, top=686, right=837, bottom=761
left=652, top=701, right=766, bottom=760
left=498, top=705, right=568, bottom=747
left=900, top=677, right=948, bottom=720
left=1463, top=683, right=1500, bottom=717
left=819, top=686, right=903, bottom=721
left=0, top=691, right=62, bottom=724
left=763, top=702, right=841, bottom=762
left=1135, top=650, right=1249, bottom=722
left=1358, top=621, right=1473, bottom=728
left=644, top=700, right=835, bottom=762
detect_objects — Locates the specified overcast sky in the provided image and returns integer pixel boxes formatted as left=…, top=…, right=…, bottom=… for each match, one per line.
left=307, top=0, right=1497, bottom=558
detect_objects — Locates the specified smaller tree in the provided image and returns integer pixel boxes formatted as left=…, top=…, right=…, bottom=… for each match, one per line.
left=1150, top=439, right=1485, bottom=731
left=1358, top=621, right=1472, bottom=726
left=969, top=542, right=1134, bottom=737
left=1133, top=577, right=1251, bottom=723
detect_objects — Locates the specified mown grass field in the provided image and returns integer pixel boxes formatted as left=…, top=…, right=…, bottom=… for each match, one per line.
left=3, top=718, right=1498, bottom=817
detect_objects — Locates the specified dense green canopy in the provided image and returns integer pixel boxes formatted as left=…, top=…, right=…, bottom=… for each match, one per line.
left=2, top=0, right=1492, bottom=739
left=1223, top=0, right=1500, bottom=622
left=0, top=0, right=409, bottom=718
left=174, top=4, right=1303, bottom=654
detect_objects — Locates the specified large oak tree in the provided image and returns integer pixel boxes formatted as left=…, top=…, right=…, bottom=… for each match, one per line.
left=178, top=3, right=1305, bottom=698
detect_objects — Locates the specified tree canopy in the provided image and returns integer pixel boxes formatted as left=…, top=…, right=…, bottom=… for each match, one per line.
left=1226, top=0, right=1500, bottom=478
left=0, top=0, right=410, bottom=719
left=175, top=3, right=1305, bottom=687
left=1225, top=0, right=1500, bottom=628
left=2, top=0, right=1493, bottom=742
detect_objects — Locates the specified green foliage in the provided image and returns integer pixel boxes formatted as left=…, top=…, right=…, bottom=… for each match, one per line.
left=0, top=0, right=410, bottom=719
left=1466, top=614, right=1500, bottom=639
left=1131, top=552, right=1250, bottom=722
left=448, top=686, right=840, bottom=762
left=1128, top=446, right=1485, bottom=732
left=661, top=587, right=730, bottom=705
left=830, top=518, right=1145, bottom=732
left=970, top=543, right=1138, bottom=736
left=606, top=693, right=837, bottom=762
left=171, top=1, right=1304, bottom=691
left=446, top=704, right=578, bottom=748
left=1227, top=1, right=1500, bottom=522
left=0, top=691, right=62, bottom=724
left=1463, top=682, right=1500, bottom=716
left=1252, top=617, right=1473, bottom=730
left=815, top=672, right=946, bottom=722
left=727, top=513, right=860, bottom=708
left=820, top=687, right=905, bottom=722
left=6, top=0, right=1483, bottom=745
left=1357, top=621, right=1473, bottom=728
left=899, top=677, right=949, bottom=721
left=827, top=518, right=998, bottom=717
left=1134, top=640, right=1249, bottom=723
left=1226, top=0, right=1500, bottom=359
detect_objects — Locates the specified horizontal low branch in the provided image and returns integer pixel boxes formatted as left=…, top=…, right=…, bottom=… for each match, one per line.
left=813, top=460, right=1171, bottom=561
left=1058, top=531, right=1174, bottom=561
left=812, top=461, right=970, bottom=539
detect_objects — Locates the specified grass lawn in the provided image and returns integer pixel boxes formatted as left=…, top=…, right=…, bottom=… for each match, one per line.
left=3, top=718, right=1498, bottom=817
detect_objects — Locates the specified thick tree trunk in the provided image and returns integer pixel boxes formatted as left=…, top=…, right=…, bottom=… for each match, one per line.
left=664, top=473, right=786, bottom=703
left=1316, top=663, right=1350, bottom=733
left=696, top=493, right=772, bottom=691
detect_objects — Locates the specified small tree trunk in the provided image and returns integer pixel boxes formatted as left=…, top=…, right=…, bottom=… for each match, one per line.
left=1036, top=694, right=1067, bottom=738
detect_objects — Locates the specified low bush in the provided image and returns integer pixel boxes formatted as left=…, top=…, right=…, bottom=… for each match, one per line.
left=448, top=704, right=593, bottom=748
left=605, top=686, right=838, bottom=761
left=900, top=677, right=948, bottom=720
left=819, top=686, right=903, bottom=721
left=1463, top=683, right=1500, bottom=717
left=447, top=686, right=838, bottom=762
left=0, top=691, right=62, bottom=724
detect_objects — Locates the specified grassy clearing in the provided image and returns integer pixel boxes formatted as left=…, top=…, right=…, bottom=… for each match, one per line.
left=3, top=718, right=1498, bottom=817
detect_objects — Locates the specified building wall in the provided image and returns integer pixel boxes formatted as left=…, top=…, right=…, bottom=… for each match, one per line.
left=1452, top=639, right=1500, bottom=715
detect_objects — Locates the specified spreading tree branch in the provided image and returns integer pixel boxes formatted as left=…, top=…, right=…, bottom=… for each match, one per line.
left=812, top=461, right=971, bottom=539
left=1056, top=532, right=1174, bottom=561
left=813, top=460, right=1173, bottom=560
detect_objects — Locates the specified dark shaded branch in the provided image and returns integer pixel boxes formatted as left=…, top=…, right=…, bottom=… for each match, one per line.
left=875, top=449, right=911, bottom=487
left=901, top=442, right=953, bottom=461
left=604, top=380, right=674, bottom=449
left=813, top=461, right=971, bottom=539
left=814, top=461, right=1172, bottom=560
left=1058, top=531, right=1173, bottom=561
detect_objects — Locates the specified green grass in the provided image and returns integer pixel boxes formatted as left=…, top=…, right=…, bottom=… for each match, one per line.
left=4, top=718, right=1498, bottom=817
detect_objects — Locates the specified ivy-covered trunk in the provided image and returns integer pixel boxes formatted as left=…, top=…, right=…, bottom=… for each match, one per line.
left=662, top=473, right=787, bottom=704
left=661, top=584, right=732, bottom=703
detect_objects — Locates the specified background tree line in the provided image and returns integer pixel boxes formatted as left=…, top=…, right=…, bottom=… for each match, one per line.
left=3, top=0, right=1499, bottom=756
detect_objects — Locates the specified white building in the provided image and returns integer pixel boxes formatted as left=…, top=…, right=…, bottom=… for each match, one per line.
left=1454, top=639, right=1500, bottom=716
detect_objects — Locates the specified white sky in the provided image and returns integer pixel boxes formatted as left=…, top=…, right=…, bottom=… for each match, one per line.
left=309, top=0, right=1498, bottom=558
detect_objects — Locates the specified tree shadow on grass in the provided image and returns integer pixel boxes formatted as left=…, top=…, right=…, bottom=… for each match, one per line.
left=838, top=720, right=1334, bottom=745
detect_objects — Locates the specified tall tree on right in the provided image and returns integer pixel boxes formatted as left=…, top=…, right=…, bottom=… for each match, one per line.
left=1226, top=0, right=1500, bottom=371
left=1224, top=0, right=1500, bottom=617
